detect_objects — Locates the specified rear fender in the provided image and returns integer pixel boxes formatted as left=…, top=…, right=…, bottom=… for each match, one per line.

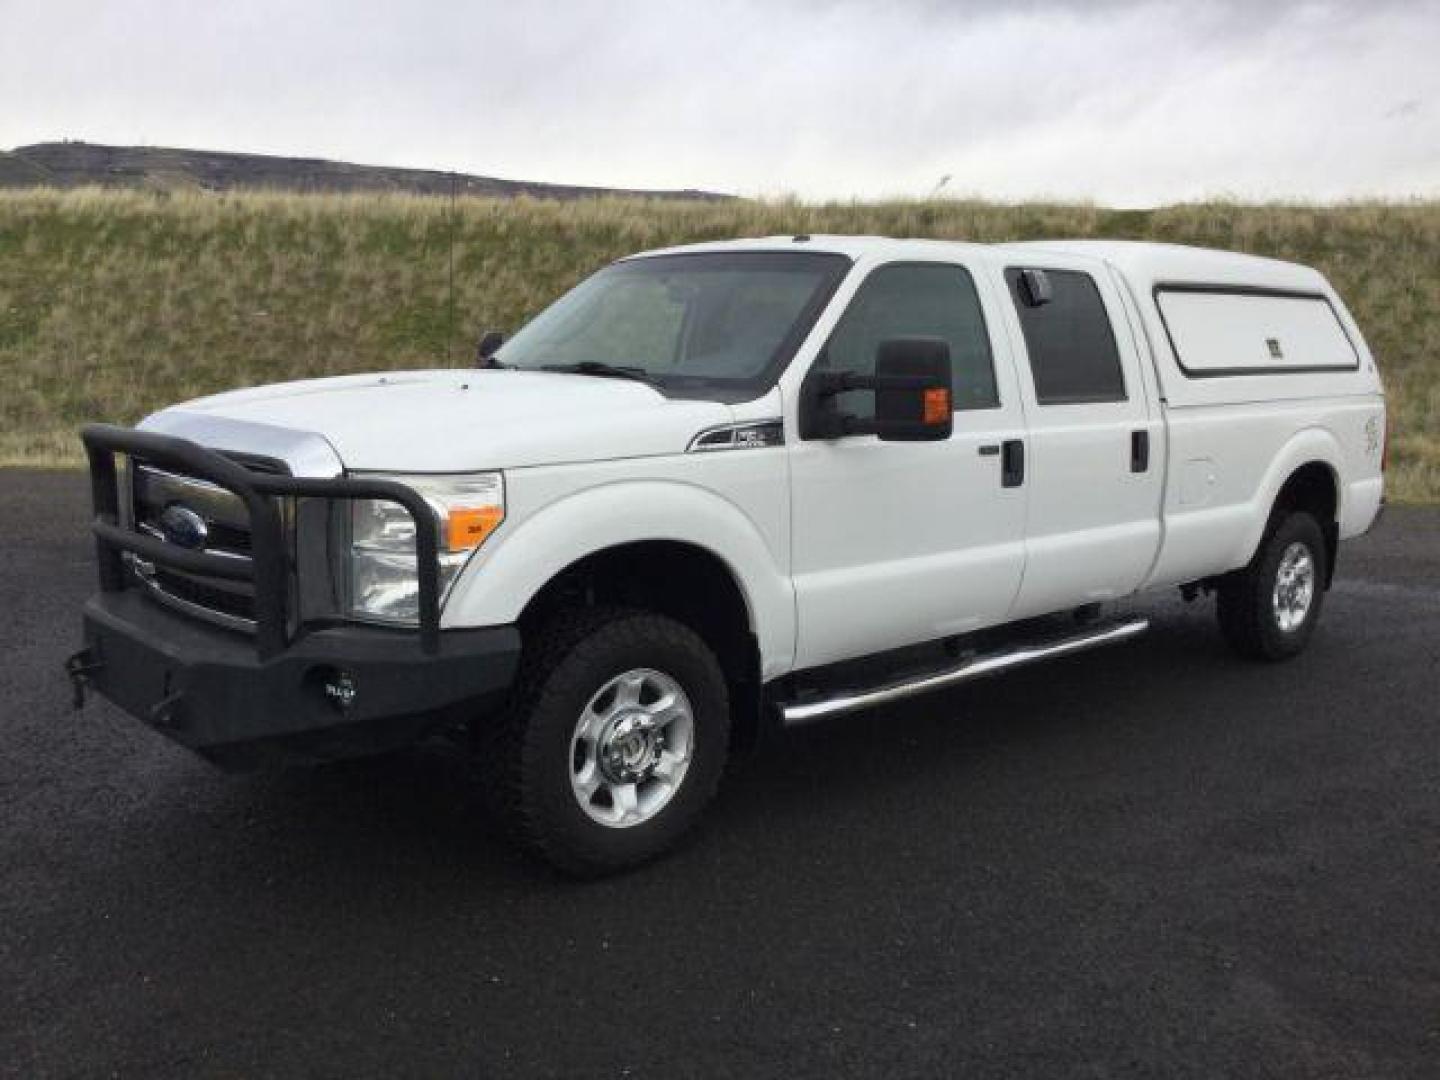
left=1233, top=428, right=1343, bottom=569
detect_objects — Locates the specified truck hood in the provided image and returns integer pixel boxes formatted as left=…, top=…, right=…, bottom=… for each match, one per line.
left=141, top=369, right=735, bottom=472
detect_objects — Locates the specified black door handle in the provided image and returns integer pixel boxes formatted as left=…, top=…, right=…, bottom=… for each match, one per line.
left=978, top=444, right=1000, bottom=457
left=1002, top=439, right=1025, bottom=488
left=1131, top=430, right=1150, bottom=473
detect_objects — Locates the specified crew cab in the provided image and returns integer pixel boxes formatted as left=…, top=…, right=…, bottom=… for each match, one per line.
left=68, top=236, right=1387, bottom=875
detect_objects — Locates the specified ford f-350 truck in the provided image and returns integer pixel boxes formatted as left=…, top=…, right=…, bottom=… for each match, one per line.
left=69, top=237, right=1386, bottom=874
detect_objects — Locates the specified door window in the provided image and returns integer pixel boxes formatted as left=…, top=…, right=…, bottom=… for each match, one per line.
left=818, top=263, right=1000, bottom=420
left=1005, top=268, right=1126, bottom=405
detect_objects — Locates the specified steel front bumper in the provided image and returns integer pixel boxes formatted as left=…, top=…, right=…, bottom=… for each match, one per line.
left=73, top=590, right=520, bottom=769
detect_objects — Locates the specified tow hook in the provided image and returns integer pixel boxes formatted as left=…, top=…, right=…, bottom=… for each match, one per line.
left=64, top=648, right=104, bottom=710
left=147, top=690, right=184, bottom=730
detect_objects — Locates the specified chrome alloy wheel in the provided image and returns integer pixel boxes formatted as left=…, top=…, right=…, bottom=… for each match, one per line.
left=569, top=668, right=695, bottom=828
left=1272, top=541, right=1317, bottom=633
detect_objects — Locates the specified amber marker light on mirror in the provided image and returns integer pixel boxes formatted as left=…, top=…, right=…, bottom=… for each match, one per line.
left=924, top=388, right=951, bottom=425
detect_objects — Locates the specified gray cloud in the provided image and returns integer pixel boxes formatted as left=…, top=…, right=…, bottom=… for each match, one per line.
left=2, top=0, right=1437, bottom=204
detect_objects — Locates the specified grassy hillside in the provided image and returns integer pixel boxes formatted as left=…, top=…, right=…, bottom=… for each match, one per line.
left=1, top=188, right=1435, bottom=500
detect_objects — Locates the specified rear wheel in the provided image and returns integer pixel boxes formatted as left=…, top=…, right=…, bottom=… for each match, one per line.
left=485, top=607, right=730, bottom=876
left=1217, top=511, right=1328, bottom=661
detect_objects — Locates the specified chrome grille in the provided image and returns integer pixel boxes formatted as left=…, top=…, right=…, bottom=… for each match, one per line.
left=127, top=458, right=286, bottom=631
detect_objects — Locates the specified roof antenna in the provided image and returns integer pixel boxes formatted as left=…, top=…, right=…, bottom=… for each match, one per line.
left=446, top=171, right=457, bottom=364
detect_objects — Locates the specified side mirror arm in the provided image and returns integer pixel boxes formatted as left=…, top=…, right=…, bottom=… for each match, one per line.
left=814, top=371, right=944, bottom=395
left=802, top=370, right=947, bottom=440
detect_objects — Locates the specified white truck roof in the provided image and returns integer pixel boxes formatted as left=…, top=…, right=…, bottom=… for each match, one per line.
left=637, top=235, right=990, bottom=261
left=639, top=235, right=1330, bottom=296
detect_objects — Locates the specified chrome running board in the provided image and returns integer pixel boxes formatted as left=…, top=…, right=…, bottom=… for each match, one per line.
left=780, top=616, right=1149, bottom=727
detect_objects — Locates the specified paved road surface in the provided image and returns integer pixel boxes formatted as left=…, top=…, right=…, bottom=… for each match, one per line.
left=2, top=469, right=1436, bottom=1078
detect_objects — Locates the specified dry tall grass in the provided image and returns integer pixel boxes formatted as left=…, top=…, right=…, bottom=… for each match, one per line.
left=1, top=188, right=1435, bottom=499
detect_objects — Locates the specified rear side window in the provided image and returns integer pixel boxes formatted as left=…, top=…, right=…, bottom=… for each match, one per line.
left=1006, top=268, right=1126, bottom=405
left=819, top=263, right=1000, bottom=418
left=1154, top=287, right=1359, bottom=376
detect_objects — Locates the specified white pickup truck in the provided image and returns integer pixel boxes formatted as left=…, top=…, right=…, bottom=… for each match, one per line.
left=69, top=236, right=1387, bottom=874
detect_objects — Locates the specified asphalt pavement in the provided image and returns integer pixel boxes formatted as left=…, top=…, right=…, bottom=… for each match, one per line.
left=2, top=468, right=1437, bottom=1079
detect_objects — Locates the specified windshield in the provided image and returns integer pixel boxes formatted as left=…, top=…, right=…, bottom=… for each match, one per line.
left=495, top=251, right=851, bottom=400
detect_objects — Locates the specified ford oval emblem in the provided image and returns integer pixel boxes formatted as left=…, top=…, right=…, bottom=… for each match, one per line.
left=158, top=504, right=209, bottom=550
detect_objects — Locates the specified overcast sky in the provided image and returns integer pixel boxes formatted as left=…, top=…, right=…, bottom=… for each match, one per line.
left=3, top=0, right=1436, bottom=205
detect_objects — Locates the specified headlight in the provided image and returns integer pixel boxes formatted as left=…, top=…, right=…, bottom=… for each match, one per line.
left=347, top=472, right=505, bottom=624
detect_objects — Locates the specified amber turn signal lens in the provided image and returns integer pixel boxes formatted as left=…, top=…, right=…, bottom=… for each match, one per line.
left=447, top=506, right=504, bottom=551
left=923, top=388, right=951, bottom=425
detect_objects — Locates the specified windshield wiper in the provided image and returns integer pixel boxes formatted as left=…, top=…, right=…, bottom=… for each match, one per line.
left=540, top=361, right=659, bottom=386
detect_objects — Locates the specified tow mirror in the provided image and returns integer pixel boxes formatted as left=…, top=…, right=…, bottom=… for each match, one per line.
left=873, top=338, right=953, bottom=442
left=800, top=337, right=953, bottom=442
left=475, top=329, right=504, bottom=366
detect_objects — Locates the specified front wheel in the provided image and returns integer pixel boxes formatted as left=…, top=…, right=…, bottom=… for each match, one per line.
left=485, top=608, right=731, bottom=876
left=1217, top=511, right=1328, bottom=661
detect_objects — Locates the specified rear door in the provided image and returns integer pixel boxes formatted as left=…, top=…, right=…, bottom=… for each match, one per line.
left=998, top=257, right=1164, bottom=619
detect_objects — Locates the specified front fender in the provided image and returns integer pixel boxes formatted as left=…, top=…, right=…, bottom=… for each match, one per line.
left=442, top=480, right=795, bottom=679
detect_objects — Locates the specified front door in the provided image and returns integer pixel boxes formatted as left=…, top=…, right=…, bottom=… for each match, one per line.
left=788, top=258, right=1029, bottom=671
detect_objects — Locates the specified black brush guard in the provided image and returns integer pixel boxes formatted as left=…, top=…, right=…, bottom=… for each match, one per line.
left=81, top=423, right=442, bottom=657
left=70, top=424, right=521, bottom=768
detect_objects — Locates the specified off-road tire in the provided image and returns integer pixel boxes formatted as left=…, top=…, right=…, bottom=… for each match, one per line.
left=483, top=607, right=730, bottom=876
left=1216, top=511, right=1328, bottom=661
